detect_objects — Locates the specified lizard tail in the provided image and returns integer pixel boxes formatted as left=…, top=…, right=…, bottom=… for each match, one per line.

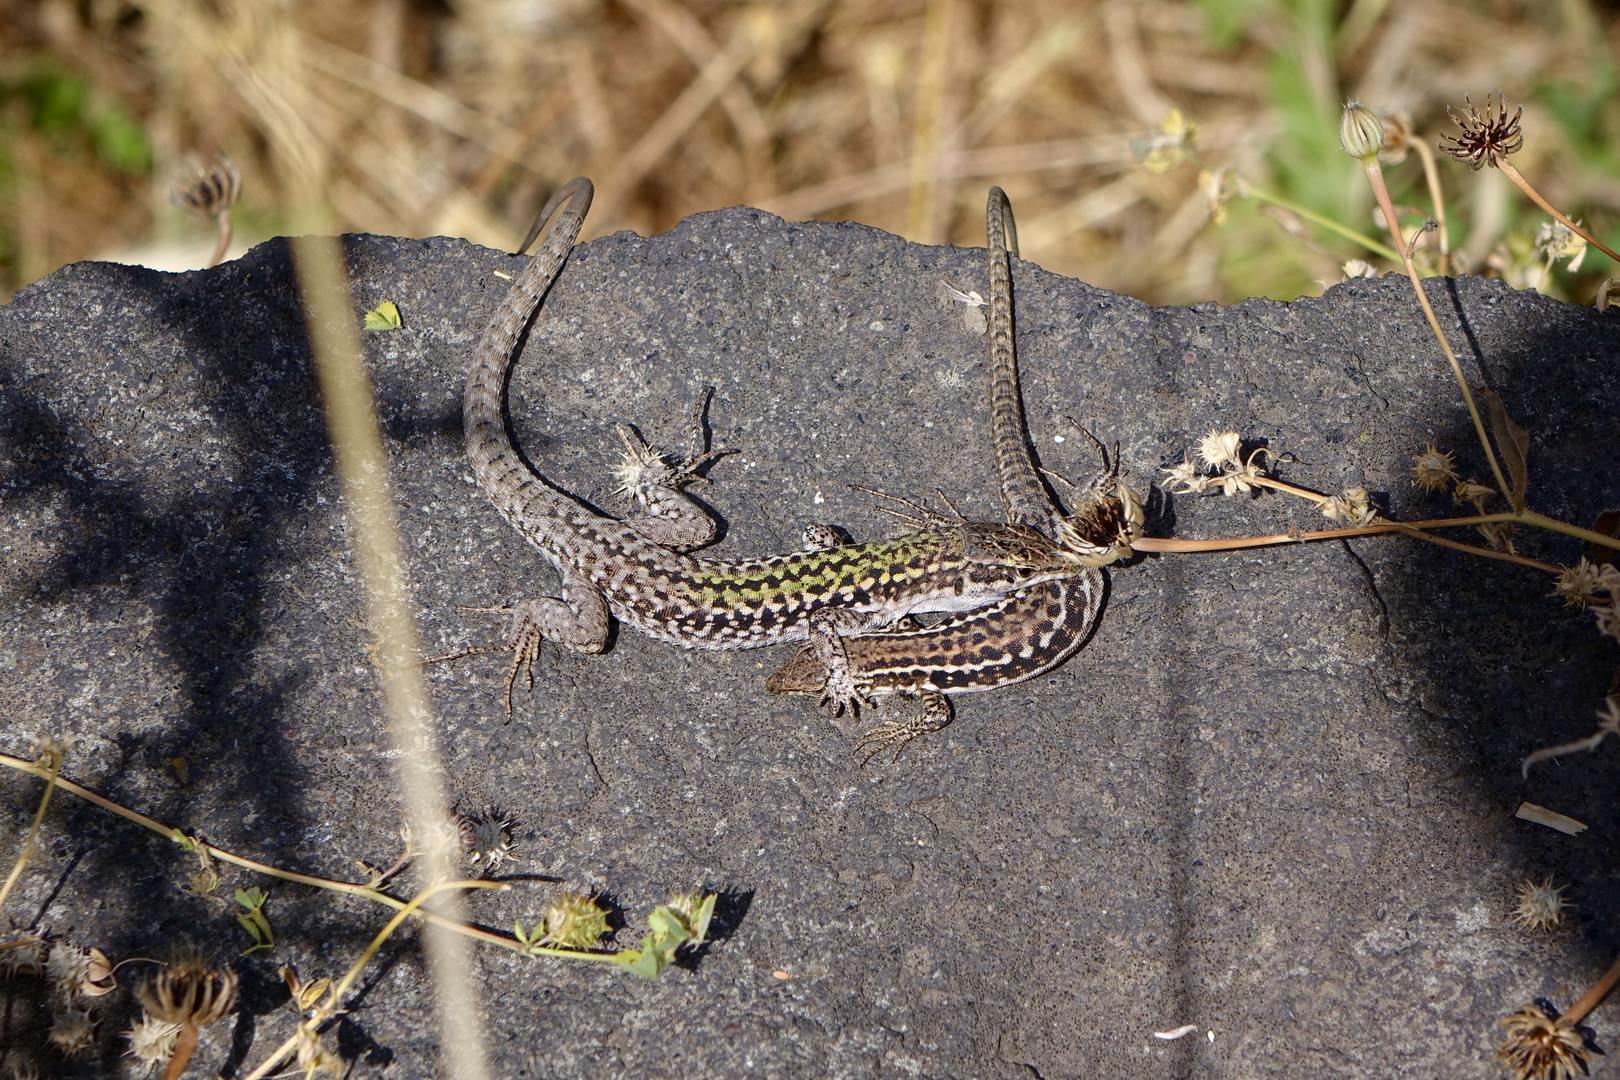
left=986, top=185, right=1061, bottom=534
left=464, top=177, right=594, bottom=515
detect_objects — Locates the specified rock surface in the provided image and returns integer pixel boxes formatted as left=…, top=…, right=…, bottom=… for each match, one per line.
left=1, top=206, right=1617, bottom=1079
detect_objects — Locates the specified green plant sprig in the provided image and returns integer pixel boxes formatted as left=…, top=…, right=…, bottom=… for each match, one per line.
left=0, top=750, right=715, bottom=972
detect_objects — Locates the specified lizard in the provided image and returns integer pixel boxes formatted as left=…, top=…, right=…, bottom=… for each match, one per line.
left=765, top=186, right=1141, bottom=757
left=428, top=176, right=1137, bottom=727
left=766, top=576, right=1102, bottom=761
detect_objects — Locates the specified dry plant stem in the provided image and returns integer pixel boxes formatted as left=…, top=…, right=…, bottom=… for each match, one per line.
left=289, top=223, right=486, bottom=1080
left=240, top=880, right=504, bottom=1080
left=0, top=936, right=42, bottom=952
left=1362, top=160, right=1513, bottom=502
left=1496, top=159, right=1620, bottom=266
left=0, top=748, right=60, bottom=916
left=1560, top=952, right=1620, bottom=1029
left=1241, top=183, right=1400, bottom=262
left=162, top=1024, right=198, bottom=1080
left=0, top=752, right=520, bottom=951
left=1133, top=515, right=1560, bottom=572
left=1411, top=140, right=1450, bottom=274
left=207, top=209, right=232, bottom=269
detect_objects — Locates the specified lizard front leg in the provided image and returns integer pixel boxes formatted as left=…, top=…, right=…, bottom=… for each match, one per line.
left=611, top=389, right=734, bottom=552
left=808, top=608, right=874, bottom=719
left=426, top=570, right=609, bottom=717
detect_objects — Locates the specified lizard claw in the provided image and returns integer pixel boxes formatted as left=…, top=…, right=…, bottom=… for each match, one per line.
left=422, top=607, right=543, bottom=719
left=817, top=669, right=868, bottom=720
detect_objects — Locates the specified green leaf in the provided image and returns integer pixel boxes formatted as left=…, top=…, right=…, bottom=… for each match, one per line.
left=363, top=300, right=402, bottom=331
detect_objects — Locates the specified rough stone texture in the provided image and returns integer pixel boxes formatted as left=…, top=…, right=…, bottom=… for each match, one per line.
left=1, top=207, right=1617, bottom=1079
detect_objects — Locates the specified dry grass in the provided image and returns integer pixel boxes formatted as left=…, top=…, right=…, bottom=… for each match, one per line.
left=1, top=0, right=1617, bottom=303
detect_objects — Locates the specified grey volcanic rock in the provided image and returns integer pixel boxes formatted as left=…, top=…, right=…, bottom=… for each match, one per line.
left=1, top=206, right=1617, bottom=1079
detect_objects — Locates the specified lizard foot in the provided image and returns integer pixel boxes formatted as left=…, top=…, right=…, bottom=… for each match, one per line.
left=854, top=692, right=954, bottom=765
left=423, top=605, right=544, bottom=719
left=817, top=668, right=869, bottom=722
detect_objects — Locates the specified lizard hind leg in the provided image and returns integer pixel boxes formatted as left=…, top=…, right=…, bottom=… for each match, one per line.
left=424, top=586, right=609, bottom=718
left=855, top=691, right=955, bottom=765
left=422, top=606, right=543, bottom=719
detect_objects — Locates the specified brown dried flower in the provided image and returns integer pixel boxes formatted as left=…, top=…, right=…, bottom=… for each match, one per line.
left=1453, top=479, right=1496, bottom=510
left=136, top=957, right=237, bottom=1028
left=1498, top=1001, right=1590, bottom=1080
left=169, top=156, right=241, bottom=220
left=1378, top=110, right=1414, bottom=165
left=1439, top=92, right=1524, bottom=171
left=1410, top=445, right=1458, bottom=493
left=1511, top=877, right=1570, bottom=930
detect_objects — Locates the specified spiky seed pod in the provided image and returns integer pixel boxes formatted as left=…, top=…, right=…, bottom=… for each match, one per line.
left=1339, top=101, right=1384, bottom=163
left=136, top=957, right=237, bottom=1028
left=456, top=808, right=518, bottom=871
left=45, top=946, right=90, bottom=1003
left=46, top=1006, right=96, bottom=1058
left=1511, top=877, right=1570, bottom=930
left=123, top=1017, right=182, bottom=1076
left=1439, top=92, right=1524, bottom=170
left=1409, top=445, right=1458, bottom=493
left=543, top=894, right=609, bottom=949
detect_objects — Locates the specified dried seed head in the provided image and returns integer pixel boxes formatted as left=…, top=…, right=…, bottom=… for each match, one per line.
left=45, top=946, right=90, bottom=1003
left=542, top=893, right=609, bottom=950
left=1439, top=92, right=1524, bottom=171
left=456, top=807, right=517, bottom=872
left=1596, top=603, right=1619, bottom=642
left=1409, top=445, right=1458, bottom=492
left=1498, top=1001, right=1589, bottom=1080
left=1536, top=220, right=1588, bottom=273
left=123, top=1016, right=182, bottom=1076
left=1552, top=559, right=1614, bottom=609
left=1378, top=110, right=1414, bottom=164
left=1196, top=430, right=1241, bottom=470
left=1339, top=101, right=1384, bottom=163
left=1320, top=487, right=1378, bottom=526
left=1159, top=459, right=1206, bottom=494
left=1511, top=877, right=1570, bottom=930
left=1453, top=479, right=1496, bottom=508
left=136, top=957, right=237, bottom=1028
left=46, top=1006, right=97, bottom=1058
left=0, top=934, right=46, bottom=978
left=169, top=156, right=241, bottom=219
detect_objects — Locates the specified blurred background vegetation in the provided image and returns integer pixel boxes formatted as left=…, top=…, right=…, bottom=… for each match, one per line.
left=1, top=0, right=1616, bottom=305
